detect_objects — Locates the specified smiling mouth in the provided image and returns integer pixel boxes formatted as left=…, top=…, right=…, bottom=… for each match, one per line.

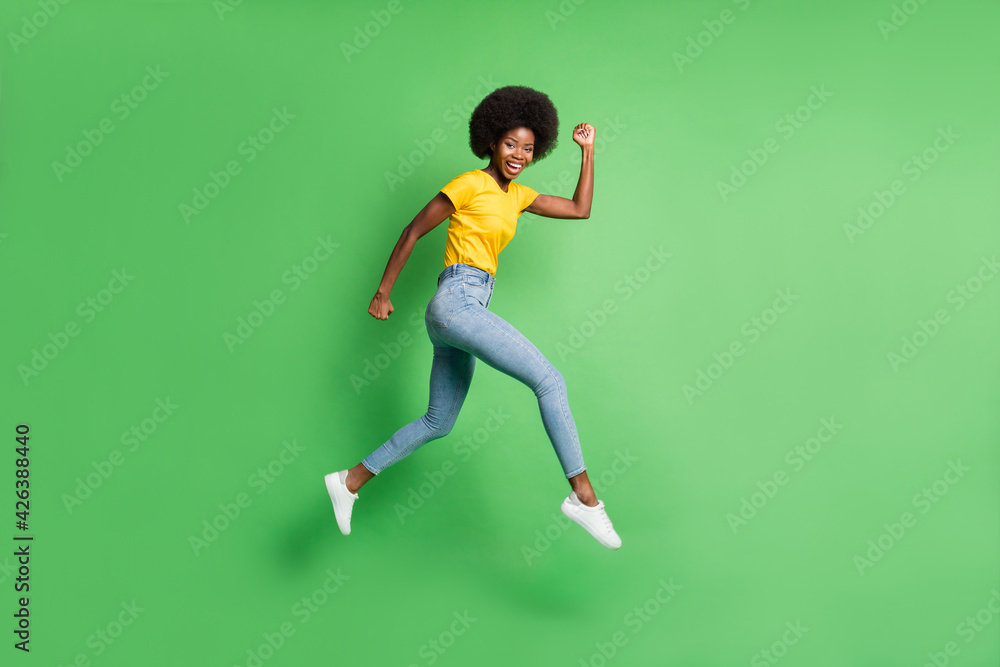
left=505, top=160, right=523, bottom=174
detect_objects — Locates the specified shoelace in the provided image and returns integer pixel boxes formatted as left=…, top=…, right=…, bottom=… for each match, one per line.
left=598, top=508, right=614, bottom=532
left=581, top=501, right=614, bottom=533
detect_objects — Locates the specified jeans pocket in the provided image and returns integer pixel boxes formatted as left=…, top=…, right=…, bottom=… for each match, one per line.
left=464, top=274, right=487, bottom=288
left=463, top=274, right=489, bottom=306
left=463, top=282, right=488, bottom=308
left=426, top=286, right=454, bottom=328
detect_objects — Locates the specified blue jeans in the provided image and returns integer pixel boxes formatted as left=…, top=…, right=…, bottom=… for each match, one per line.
left=361, top=263, right=587, bottom=478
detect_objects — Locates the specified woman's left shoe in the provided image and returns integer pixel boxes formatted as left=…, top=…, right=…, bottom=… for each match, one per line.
left=560, top=491, right=622, bottom=549
left=324, top=470, right=359, bottom=535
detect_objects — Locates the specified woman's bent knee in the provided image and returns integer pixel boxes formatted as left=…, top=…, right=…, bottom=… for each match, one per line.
left=420, top=413, right=455, bottom=438
left=535, top=365, right=566, bottom=398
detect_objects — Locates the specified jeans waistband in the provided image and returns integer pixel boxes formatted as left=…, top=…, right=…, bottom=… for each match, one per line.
left=438, top=263, right=494, bottom=287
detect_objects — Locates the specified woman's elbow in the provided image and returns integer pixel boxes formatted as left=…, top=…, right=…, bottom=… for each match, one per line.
left=401, top=224, right=419, bottom=241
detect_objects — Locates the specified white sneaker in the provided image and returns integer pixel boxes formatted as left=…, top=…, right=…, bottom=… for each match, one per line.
left=324, top=470, right=359, bottom=535
left=560, top=491, right=622, bottom=549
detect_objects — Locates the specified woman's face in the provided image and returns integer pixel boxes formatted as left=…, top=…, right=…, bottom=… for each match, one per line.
left=490, top=126, right=535, bottom=179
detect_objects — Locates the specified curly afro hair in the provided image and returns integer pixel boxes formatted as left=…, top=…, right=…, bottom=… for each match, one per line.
left=469, top=85, right=559, bottom=164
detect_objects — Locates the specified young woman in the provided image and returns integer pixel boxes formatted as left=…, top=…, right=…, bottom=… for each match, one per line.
left=325, top=85, right=621, bottom=549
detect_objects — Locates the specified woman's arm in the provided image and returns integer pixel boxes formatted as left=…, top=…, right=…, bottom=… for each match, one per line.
left=524, top=122, right=595, bottom=220
left=368, top=191, right=456, bottom=320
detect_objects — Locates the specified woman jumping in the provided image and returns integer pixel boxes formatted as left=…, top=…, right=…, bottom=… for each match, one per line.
left=324, top=85, right=621, bottom=549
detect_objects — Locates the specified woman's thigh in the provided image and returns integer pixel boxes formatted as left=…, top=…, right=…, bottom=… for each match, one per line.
left=425, top=343, right=475, bottom=428
left=443, top=288, right=560, bottom=391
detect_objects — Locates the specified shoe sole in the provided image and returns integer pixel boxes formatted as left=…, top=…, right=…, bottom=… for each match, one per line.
left=561, top=500, right=622, bottom=549
left=324, top=473, right=352, bottom=536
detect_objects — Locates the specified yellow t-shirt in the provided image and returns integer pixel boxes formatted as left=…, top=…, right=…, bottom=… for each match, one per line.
left=439, top=169, right=539, bottom=276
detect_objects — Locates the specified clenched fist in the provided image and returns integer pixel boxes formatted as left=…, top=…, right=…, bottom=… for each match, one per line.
left=368, top=292, right=393, bottom=320
left=573, top=123, right=595, bottom=147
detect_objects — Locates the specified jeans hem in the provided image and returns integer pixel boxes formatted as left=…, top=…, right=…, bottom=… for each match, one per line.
left=361, top=460, right=378, bottom=475
left=565, top=465, right=587, bottom=479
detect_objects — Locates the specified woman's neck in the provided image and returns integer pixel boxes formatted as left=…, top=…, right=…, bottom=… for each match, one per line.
left=483, top=164, right=510, bottom=190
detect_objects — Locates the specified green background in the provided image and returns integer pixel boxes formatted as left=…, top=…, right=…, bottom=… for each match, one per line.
left=2, top=0, right=998, bottom=665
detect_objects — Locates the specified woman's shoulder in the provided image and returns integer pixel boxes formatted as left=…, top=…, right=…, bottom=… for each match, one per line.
left=510, top=179, right=537, bottom=196
left=444, top=169, right=485, bottom=188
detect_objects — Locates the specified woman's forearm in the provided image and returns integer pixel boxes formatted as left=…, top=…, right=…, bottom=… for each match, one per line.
left=375, top=227, right=416, bottom=296
left=572, top=144, right=595, bottom=218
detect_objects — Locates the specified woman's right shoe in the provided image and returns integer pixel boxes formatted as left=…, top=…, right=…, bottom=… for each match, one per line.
left=560, top=491, right=622, bottom=549
left=324, top=470, right=359, bottom=535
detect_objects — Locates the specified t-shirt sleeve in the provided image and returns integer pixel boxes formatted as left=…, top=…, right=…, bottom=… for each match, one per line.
left=518, top=184, right=539, bottom=214
left=440, top=171, right=478, bottom=212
